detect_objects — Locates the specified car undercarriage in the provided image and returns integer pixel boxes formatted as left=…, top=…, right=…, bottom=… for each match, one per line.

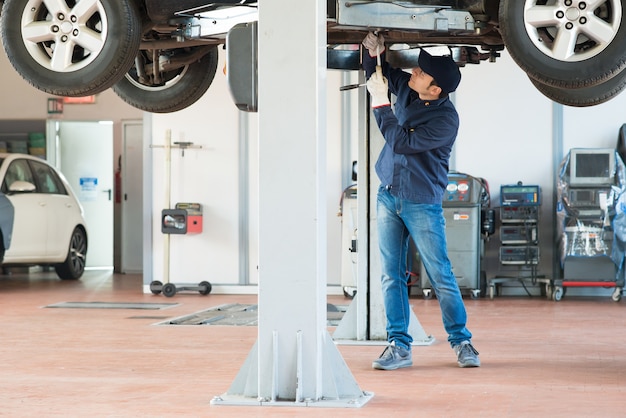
left=1, top=0, right=625, bottom=111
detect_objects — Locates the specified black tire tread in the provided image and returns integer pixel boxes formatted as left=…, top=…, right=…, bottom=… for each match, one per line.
left=55, top=227, right=87, bottom=280
left=530, top=69, right=626, bottom=107
left=112, top=46, right=219, bottom=113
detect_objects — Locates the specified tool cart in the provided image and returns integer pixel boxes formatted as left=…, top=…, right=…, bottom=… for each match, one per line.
left=554, top=148, right=626, bottom=301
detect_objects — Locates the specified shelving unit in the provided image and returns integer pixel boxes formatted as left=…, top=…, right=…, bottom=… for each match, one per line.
left=0, top=119, right=47, bottom=158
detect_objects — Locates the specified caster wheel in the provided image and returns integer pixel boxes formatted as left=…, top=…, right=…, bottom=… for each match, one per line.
left=423, top=289, right=433, bottom=300
left=162, top=283, right=177, bottom=297
left=199, top=281, right=212, bottom=295
left=545, top=283, right=553, bottom=300
left=470, top=290, right=480, bottom=300
left=612, top=287, right=622, bottom=302
left=149, top=280, right=163, bottom=295
left=552, top=286, right=563, bottom=301
left=343, top=286, right=357, bottom=299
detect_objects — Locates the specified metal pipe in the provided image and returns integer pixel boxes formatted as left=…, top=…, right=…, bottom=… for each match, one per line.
left=339, top=83, right=365, bottom=91
left=163, top=129, right=171, bottom=284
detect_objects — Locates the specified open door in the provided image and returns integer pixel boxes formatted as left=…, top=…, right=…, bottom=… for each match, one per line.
left=47, top=120, right=114, bottom=268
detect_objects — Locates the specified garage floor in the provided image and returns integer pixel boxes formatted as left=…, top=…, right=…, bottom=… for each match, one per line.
left=1, top=270, right=624, bottom=417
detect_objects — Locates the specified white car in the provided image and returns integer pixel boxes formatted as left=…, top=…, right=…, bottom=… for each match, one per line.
left=0, top=153, right=88, bottom=280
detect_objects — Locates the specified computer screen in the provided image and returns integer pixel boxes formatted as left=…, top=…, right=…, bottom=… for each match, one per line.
left=569, top=148, right=615, bottom=186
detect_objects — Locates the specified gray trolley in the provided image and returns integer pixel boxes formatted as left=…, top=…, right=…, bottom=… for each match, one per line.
left=420, top=172, right=492, bottom=299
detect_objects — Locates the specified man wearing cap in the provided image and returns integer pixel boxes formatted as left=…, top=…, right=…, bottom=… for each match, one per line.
left=362, top=32, right=480, bottom=370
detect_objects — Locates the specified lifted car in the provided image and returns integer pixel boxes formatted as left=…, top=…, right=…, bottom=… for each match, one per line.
left=1, top=0, right=625, bottom=111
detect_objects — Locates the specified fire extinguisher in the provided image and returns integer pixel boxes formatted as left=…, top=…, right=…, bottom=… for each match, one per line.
left=115, top=155, right=122, bottom=204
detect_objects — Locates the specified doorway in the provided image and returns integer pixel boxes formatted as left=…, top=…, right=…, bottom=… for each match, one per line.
left=47, top=120, right=114, bottom=269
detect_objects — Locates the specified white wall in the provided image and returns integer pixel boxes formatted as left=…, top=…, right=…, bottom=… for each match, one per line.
left=0, top=43, right=143, bottom=124
left=147, top=49, right=353, bottom=290
left=148, top=46, right=626, bottom=295
left=5, top=34, right=624, bottom=295
left=563, top=103, right=626, bottom=150
left=455, top=51, right=554, bottom=200
left=0, top=39, right=569, bottom=294
left=147, top=50, right=240, bottom=287
left=454, top=51, right=556, bottom=287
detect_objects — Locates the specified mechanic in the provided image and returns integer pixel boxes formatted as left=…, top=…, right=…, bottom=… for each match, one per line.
left=362, top=32, right=480, bottom=370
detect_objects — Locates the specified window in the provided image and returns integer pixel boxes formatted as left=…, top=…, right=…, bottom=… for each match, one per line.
left=29, top=160, right=67, bottom=195
left=1, top=159, right=35, bottom=193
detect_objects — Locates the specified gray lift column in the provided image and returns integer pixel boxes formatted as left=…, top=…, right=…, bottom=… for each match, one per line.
left=212, top=0, right=372, bottom=408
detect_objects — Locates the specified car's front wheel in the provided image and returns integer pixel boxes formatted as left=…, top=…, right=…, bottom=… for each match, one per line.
left=55, top=227, right=87, bottom=280
left=112, top=46, right=219, bottom=113
left=499, top=0, right=626, bottom=89
left=0, top=0, right=142, bottom=96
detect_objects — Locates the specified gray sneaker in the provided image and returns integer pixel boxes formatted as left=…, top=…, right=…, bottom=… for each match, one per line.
left=454, top=341, right=480, bottom=368
left=372, top=341, right=412, bottom=370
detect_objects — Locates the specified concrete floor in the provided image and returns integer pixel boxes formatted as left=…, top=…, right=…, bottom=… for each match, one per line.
left=1, top=270, right=625, bottom=417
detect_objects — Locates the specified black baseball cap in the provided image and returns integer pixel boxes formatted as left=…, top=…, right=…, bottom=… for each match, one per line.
left=418, top=49, right=461, bottom=94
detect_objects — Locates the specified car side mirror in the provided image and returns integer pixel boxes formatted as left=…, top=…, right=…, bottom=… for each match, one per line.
left=8, top=180, right=36, bottom=193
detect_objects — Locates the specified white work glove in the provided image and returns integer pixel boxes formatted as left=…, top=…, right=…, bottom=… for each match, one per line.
left=366, top=70, right=390, bottom=108
left=362, top=32, right=385, bottom=57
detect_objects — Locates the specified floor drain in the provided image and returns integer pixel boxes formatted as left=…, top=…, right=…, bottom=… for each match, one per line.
left=158, top=303, right=345, bottom=326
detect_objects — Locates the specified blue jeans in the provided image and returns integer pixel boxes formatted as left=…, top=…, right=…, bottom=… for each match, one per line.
left=377, top=186, right=472, bottom=349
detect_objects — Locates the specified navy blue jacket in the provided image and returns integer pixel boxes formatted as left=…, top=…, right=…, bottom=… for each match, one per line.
left=363, top=51, right=459, bottom=204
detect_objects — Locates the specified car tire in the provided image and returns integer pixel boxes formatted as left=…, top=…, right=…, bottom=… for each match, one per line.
left=0, top=0, right=142, bottom=97
left=499, top=0, right=626, bottom=89
left=112, top=46, right=219, bottom=113
left=55, top=227, right=87, bottom=280
left=530, top=67, right=626, bottom=107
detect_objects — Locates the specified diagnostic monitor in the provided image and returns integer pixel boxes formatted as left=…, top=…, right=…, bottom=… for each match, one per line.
left=569, top=148, right=616, bottom=186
